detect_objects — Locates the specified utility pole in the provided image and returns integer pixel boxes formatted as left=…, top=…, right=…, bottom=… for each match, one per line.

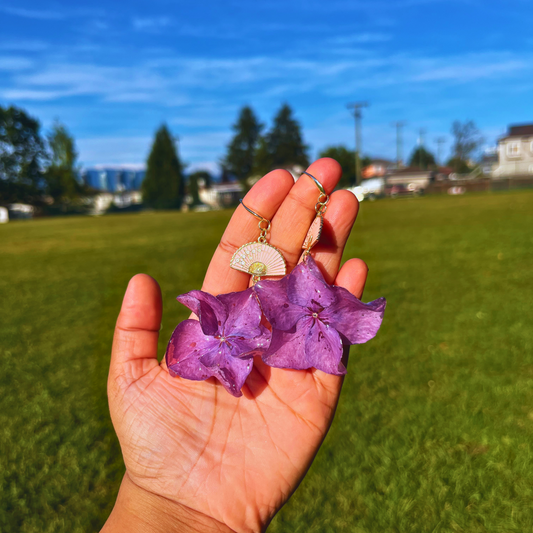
left=418, top=128, right=426, bottom=169
left=391, top=121, right=405, bottom=169
left=435, top=137, right=446, bottom=166
left=347, top=102, right=369, bottom=186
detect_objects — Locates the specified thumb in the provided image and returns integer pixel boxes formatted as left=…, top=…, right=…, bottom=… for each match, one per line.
left=109, top=274, right=163, bottom=390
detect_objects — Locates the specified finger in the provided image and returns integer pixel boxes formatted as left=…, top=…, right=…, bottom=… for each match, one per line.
left=311, top=189, right=359, bottom=284
left=269, top=158, right=342, bottom=269
left=201, top=169, right=295, bottom=296
left=334, top=258, right=369, bottom=299
left=110, top=274, right=162, bottom=385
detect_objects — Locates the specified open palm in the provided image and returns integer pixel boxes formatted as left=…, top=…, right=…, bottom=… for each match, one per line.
left=105, top=159, right=370, bottom=533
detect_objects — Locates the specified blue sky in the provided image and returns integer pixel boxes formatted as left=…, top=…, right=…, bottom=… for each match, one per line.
left=1, top=0, right=532, bottom=172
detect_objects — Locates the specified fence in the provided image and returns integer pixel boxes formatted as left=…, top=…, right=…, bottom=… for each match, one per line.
left=426, top=176, right=533, bottom=195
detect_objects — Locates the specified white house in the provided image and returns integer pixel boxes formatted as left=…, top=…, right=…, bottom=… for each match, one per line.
left=199, top=182, right=243, bottom=209
left=494, top=124, right=533, bottom=177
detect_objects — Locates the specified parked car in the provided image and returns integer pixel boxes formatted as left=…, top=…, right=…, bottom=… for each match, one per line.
left=385, top=183, right=424, bottom=198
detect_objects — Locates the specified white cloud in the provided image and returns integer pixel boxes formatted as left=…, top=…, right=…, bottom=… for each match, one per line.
left=77, top=136, right=152, bottom=166
left=0, top=40, right=49, bottom=52
left=132, top=16, right=172, bottom=31
left=328, top=33, right=393, bottom=44
left=412, top=59, right=526, bottom=82
left=2, top=6, right=65, bottom=20
left=0, top=56, right=34, bottom=71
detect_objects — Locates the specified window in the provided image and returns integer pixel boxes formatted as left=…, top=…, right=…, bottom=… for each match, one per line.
left=507, top=141, right=521, bottom=157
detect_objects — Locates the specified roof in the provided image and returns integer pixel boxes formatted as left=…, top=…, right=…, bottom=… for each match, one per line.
left=211, top=183, right=243, bottom=192
left=387, top=167, right=432, bottom=176
left=368, top=158, right=394, bottom=166
left=509, top=124, right=533, bottom=136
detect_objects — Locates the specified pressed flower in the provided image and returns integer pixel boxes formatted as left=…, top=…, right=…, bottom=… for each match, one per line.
left=165, top=288, right=270, bottom=397
left=254, top=256, right=386, bottom=375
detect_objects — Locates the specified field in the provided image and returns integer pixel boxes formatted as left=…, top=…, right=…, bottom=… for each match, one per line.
left=1, top=190, right=532, bottom=533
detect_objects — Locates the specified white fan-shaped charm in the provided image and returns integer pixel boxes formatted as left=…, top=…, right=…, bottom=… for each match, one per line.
left=230, top=242, right=286, bottom=277
left=302, top=215, right=323, bottom=250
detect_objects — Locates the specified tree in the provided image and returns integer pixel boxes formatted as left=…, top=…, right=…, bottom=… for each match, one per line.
left=266, top=104, right=309, bottom=168
left=0, top=105, right=46, bottom=204
left=142, top=125, right=184, bottom=209
left=319, top=146, right=356, bottom=188
left=44, top=121, right=81, bottom=203
left=190, top=170, right=212, bottom=189
left=408, top=146, right=436, bottom=170
left=224, top=106, right=262, bottom=186
left=251, top=136, right=273, bottom=177
left=445, top=157, right=471, bottom=174
left=450, top=120, right=484, bottom=171
left=188, top=170, right=212, bottom=206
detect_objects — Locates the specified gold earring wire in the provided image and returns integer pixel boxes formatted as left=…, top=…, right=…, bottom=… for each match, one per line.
left=301, top=172, right=329, bottom=261
left=229, top=200, right=286, bottom=283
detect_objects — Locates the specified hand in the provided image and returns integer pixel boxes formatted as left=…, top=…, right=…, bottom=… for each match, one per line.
left=103, top=159, right=369, bottom=533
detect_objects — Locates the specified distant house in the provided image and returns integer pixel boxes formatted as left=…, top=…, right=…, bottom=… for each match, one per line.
left=493, top=124, right=533, bottom=177
left=362, top=159, right=394, bottom=179
left=200, top=182, right=243, bottom=209
left=385, top=168, right=436, bottom=192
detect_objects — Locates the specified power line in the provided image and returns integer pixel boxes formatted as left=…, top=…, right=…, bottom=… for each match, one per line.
left=391, top=121, right=406, bottom=168
left=434, top=137, right=446, bottom=166
left=418, top=128, right=426, bottom=168
left=347, top=102, right=369, bottom=186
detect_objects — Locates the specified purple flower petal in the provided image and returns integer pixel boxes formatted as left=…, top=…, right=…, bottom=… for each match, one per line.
left=165, top=320, right=219, bottom=380
left=321, top=287, right=386, bottom=344
left=176, top=290, right=227, bottom=336
left=165, top=320, right=253, bottom=397
left=254, top=276, right=307, bottom=330
left=262, top=318, right=312, bottom=370
left=217, top=287, right=263, bottom=338
left=200, top=343, right=253, bottom=397
left=304, top=319, right=346, bottom=375
left=228, top=325, right=271, bottom=358
left=304, top=254, right=327, bottom=282
left=287, top=259, right=335, bottom=311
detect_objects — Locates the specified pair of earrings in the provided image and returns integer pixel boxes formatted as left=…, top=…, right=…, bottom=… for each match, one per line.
left=165, top=172, right=386, bottom=397
left=229, top=171, right=328, bottom=281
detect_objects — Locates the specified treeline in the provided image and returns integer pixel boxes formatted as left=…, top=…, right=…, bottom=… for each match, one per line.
left=0, top=105, right=81, bottom=208
left=1, top=101, right=486, bottom=211
left=142, top=103, right=311, bottom=208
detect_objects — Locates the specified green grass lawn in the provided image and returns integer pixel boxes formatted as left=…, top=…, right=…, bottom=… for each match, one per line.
left=1, top=190, right=532, bottom=533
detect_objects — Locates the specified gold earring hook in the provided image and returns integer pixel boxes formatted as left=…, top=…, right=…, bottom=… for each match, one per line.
left=301, top=171, right=329, bottom=214
left=239, top=199, right=269, bottom=222
left=301, top=171, right=326, bottom=196
left=240, top=200, right=271, bottom=243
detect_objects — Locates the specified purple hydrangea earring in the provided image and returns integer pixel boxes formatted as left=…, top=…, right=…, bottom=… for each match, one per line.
left=165, top=203, right=286, bottom=397
left=254, top=172, right=386, bottom=376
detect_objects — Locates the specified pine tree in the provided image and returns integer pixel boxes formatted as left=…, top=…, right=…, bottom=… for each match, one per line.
left=267, top=104, right=309, bottom=168
left=142, top=125, right=184, bottom=209
left=251, top=136, right=273, bottom=177
left=224, top=106, right=262, bottom=185
left=45, top=121, right=81, bottom=203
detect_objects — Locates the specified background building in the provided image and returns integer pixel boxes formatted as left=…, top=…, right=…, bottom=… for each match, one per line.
left=81, top=166, right=146, bottom=191
left=494, top=124, right=533, bottom=177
